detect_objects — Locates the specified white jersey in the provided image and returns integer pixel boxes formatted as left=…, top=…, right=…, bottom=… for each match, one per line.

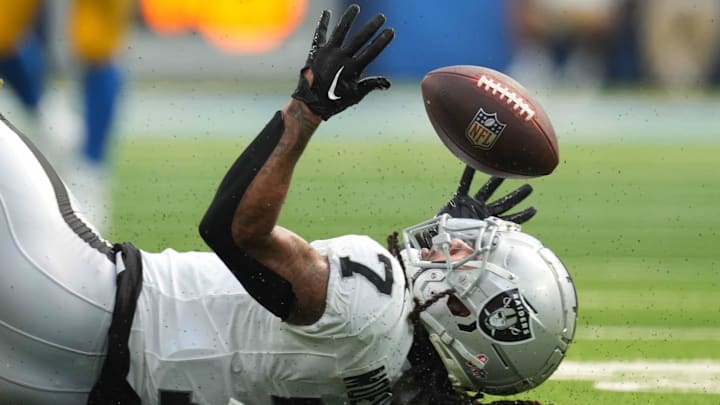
left=0, top=115, right=117, bottom=405
left=0, top=114, right=414, bottom=404
left=128, top=235, right=414, bottom=405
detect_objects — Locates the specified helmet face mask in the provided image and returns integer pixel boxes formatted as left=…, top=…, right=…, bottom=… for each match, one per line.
left=402, top=215, right=578, bottom=396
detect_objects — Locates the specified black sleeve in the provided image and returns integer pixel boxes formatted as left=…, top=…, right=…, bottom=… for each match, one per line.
left=199, top=111, right=296, bottom=321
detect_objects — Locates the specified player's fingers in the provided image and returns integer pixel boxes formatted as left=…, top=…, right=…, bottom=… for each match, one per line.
left=345, top=13, right=386, bottom=55
left=328, top=4, right=360, bottom=47
left=474, top=176, right=504, bottom=202
left=457, top=165, right=475, bottom=196
left=312, top=10, right=331, bottom=49
left=499, top=206, right=537, bottom=224
left=486, top=184, right=533, bottom=215
left=305, top=10, right=331, bottom=65
left=355, top=28, right=394, bottom=69
left=357, top=76, right=391, bottom=99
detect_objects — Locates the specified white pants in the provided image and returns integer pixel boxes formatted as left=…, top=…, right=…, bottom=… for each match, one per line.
left=0, top=116, right=117, bottom=404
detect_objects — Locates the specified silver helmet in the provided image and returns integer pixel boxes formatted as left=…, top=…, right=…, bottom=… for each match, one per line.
left=401, top=215, right=577, bottom=395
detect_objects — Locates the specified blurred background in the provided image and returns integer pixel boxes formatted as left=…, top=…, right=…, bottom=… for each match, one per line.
left=0, top=0, right=719, bottom=403
left=2, top=0, right=719, bottom=141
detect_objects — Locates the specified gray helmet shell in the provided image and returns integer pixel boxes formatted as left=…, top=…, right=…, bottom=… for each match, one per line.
left=402, top=215, right=577, bottom=395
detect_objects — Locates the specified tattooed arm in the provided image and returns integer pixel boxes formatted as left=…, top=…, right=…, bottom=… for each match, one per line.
left=199, top=93, right=329, bottom=325
left=201, top=5, right=393, bottom=324
left=228, top=97, right=330, bottom=325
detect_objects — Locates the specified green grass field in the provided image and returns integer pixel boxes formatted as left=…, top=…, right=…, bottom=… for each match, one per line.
left=108, top=138, right=720, bottom=404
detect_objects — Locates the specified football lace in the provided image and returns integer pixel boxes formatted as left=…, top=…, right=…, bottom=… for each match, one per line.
left=476, top=75, right=536, bottom=122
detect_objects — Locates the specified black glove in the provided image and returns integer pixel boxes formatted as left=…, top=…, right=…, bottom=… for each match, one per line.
left=292, top=4, right=394, bottom=120
left=436, top=166, right=537, bottom=224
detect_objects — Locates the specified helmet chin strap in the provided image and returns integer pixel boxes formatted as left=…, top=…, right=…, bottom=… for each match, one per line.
left=421, top=312, right=487, bottom=392
left=428, top=333, right=475, bottom=392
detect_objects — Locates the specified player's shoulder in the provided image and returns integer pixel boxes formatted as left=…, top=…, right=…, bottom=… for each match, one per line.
left=311, top=234, right=401, bottom=296
left=140, top=248, right=226, bottom=275
left=139, top=248, right=243, bottom=297
left=303, top=234, right=409, bottom=336
left=310, top=234, right=386, bottom=254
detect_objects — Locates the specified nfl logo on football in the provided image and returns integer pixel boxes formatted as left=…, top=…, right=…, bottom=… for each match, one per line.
left=465, top=108, right=506, bottom=150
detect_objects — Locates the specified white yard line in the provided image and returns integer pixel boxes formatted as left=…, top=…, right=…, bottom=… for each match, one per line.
left=553, top=360, right=720, bottom=394
left=576, top=326, right=720, bottom=341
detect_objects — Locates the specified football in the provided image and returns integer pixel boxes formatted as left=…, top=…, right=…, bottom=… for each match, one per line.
left=421, top=65, right=558, bottom=178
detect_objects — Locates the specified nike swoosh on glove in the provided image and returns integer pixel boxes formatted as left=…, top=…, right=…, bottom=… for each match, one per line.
left=292, top=4, right=395, bottom=120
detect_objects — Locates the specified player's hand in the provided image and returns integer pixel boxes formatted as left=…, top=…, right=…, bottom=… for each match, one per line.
left=436, top=166, right=537, bottom=224
left=292, top=4, right=394, bottom=120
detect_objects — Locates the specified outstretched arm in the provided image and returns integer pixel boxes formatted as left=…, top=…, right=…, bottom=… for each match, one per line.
left=230, top=98, right=320, bottom=247
left=227, top=98, right=328, bottom=326
left=200, top=4, right=394, bottom=325
left=199, top=97, right=325, bottom=325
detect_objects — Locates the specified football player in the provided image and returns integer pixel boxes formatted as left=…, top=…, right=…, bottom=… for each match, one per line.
left=0, top=4, right=576, bottom=405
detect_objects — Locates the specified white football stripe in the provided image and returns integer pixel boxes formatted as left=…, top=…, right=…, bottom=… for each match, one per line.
left=576, top=325, right=720, bottom=341
left=476, top=75, right=536, bottom=121
left=552, top=360, right=720, bottom=394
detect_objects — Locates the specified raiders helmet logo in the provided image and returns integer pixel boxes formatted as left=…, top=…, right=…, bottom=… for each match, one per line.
left=478, top=289, right=533, bottom=343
